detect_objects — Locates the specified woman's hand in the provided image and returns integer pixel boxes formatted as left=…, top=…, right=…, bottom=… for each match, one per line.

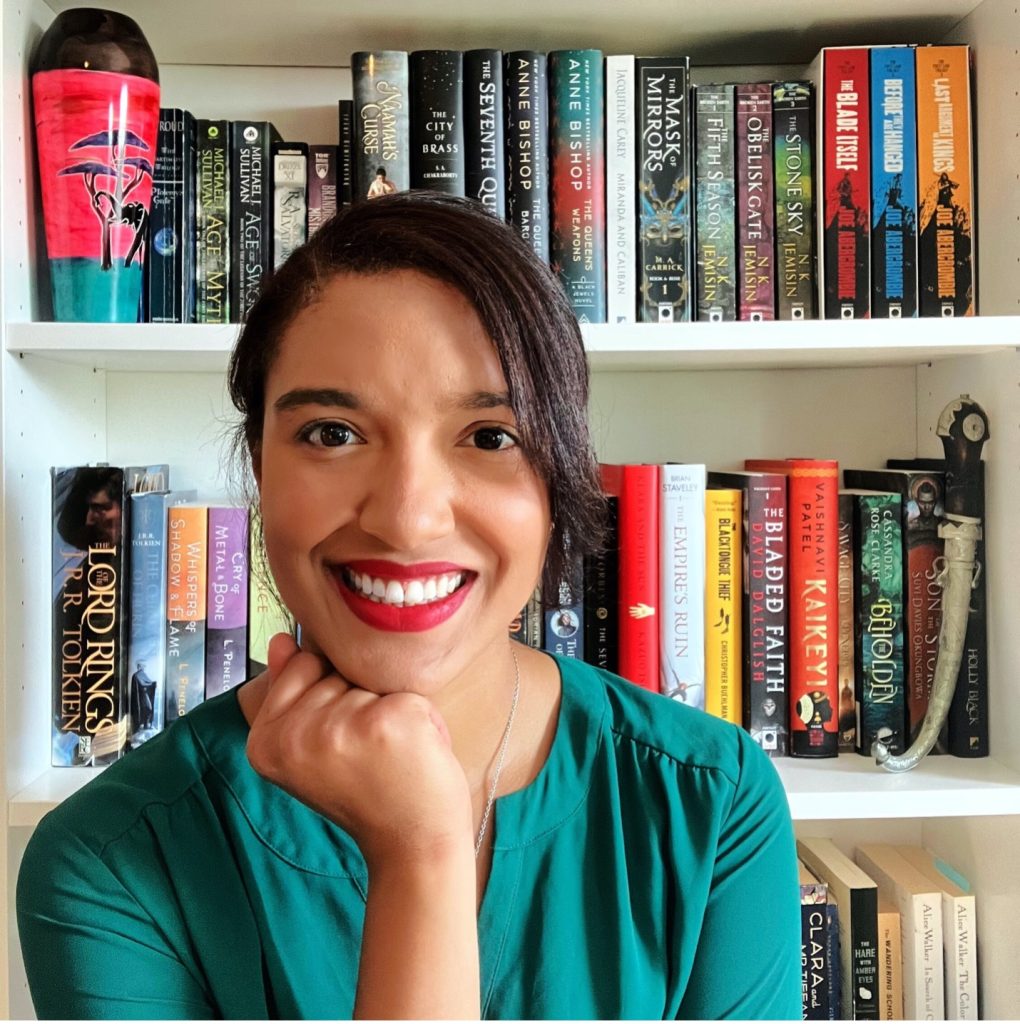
left=245, top=633, right=474, bottom=869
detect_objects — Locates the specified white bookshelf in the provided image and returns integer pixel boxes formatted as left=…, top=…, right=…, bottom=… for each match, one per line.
left=2, top=0, right=1019, bottom=1018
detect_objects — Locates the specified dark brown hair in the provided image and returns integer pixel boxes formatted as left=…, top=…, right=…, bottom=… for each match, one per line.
left=227, top=191, right=605, bottom=600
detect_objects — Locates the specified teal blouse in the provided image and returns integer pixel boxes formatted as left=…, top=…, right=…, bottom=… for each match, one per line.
left=18, top=655, right=802, bottom=1020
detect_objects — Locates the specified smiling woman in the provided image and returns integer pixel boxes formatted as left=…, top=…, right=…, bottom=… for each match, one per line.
left=17, top=193, right=802, bottom=1021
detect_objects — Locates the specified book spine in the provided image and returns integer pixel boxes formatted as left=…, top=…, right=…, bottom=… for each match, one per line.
left=583, top=496, right=618, bottom=673
left=511, top=589, right=542, bottom=648
left=942, top=891, right=978, bottom=1019
left=504, top=51, right=549, bottom=263
left=549, top=49, right=606, bottom=323
left=307, top=145, right=339, bottom=235
left=877, top=900, right=904, bottom=1019
left=802, top=885, right=831, bottom=1020
left=735, top=83, right=775, bottom=320
left=164, top=505, right=208, bottom=722
left=773, top=82, right=817, bottom=320
left=410, top=50, right=465, bottom=195
left=337, top=100, right=355, bottom=209
left=352, top=50, right=410, bottom=199
left=272, top=142, right=308, bottom=270
left=148, top=108, right=195, bottom=323
left=850, top=886, right=881, bottom=1020
left=821, top=49, right=871, bottom=319
left=825, top=894, right=842, bottom=1020
left=605, top=55, right=636, bottom=324
left=463, top=49, right=506, bottom=218
left=694, top=84, right=736, bottom=322
left=916, top=46, right=975, bottom=316
left=853, top=493, right=907, bottom=756
left=635, top=57, right=691, bottom=322
left=660, top=465, right=706, bottom=709
left=543, top=567, right=585, bottom=660
left=195, top=119, right=230, bottom=323
left=230, top=121, right=275, bottom=322
left=837, top=493, right=857, bottom=751
left=705, top=488, right=742, bottom=724
left=204, top=507, right=249, bottom=698
left=247, top=517, right=295, bottom=676
left=870, top=47, right=918, bottom=319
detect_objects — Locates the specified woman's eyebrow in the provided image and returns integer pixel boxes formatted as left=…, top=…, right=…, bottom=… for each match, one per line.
left=458, top=390, right=512, bottom=411
left=273, top=388, right=361, bottom=413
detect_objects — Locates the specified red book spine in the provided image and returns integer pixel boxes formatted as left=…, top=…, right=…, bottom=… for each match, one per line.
left=601, top=464, right=660, bottom=692
left=746, top=459, right=839, bottom=756
left=822, top=48, right=870, bottom=319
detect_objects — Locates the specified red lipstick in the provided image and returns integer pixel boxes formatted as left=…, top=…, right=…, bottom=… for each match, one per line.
left=344, top=559, right=468, bottom=580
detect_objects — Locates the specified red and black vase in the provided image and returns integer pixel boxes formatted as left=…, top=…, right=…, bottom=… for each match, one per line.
left=31, top=8, right=160, bottom=322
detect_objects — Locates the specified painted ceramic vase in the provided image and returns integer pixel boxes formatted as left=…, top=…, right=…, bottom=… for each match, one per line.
left=31, top=8, right=160, bottom=322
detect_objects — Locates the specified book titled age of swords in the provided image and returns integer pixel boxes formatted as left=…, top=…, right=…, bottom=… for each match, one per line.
left=195, top=119, right=230, bottom=323
left=410, top=50, right=465, bottom=195
left=352, top=50, right=410, bottom=200
left=735, top=83, right=775, bottom=320
left=463, top=50, right=505, bottom=218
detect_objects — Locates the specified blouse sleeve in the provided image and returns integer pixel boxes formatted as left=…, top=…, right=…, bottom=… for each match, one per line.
left=676, top=729, right=803, bottom=1021
left=17, top=815, right=214, bottom=1020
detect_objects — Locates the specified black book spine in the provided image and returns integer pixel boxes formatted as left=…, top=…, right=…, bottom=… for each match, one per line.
left=463, top=49, right=505, bottom=218
left=583, top=495, right=618, bottom=673
left=195, top=119, right=230, bottom=323
left=147, top=108, right=196, bottom=323
left=410, top=50, right=465, bottom=195
left=338, top=100, right=355, bottom=209
left=504, top=51, right=549, bottom=263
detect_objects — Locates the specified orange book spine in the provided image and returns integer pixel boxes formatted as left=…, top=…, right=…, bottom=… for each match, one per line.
left=705, top=489, right=742, bottom=724
left=165, top=504, right=208, bottom=721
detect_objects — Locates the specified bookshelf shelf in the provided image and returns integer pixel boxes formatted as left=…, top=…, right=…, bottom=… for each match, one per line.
left=7, top=317, right=1019, bottom=374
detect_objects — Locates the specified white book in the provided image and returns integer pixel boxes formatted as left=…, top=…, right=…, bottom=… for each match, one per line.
left=856, top=844, right=944, bottom=1020
left=605, top=54, right=635, bottom=324
left=659, top=463, right=706, bottom=708
left=895, top=845, right=979, bottom=1021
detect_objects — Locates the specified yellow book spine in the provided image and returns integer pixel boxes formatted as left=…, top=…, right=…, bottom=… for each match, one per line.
left=705, top=488, right=742, bottom=723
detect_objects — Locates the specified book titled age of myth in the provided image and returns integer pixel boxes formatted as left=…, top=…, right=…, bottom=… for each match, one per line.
left=463, top=49, right=506, bottom=218
left=916, top=45, right=975, bottom=316
left=272, top=141, right=308, bottom=270
left=410, top=50, right=465, bottom=195
left=694, top=84, right=736, bottom=321
left=705, top=488, right=742, bottom=725
left=773, top=81, right=817, bottom=320
left=735, top=83, right=775, bottom=321
left=205, top=507, right=250, bottom=698
left=195, top=119, right=230, bottom=324
left=352, top=50, right=410, bottom=200
left=606, top=55, right=636, bottom=324
left=635, top=57, right=691, bottom=323
left=307, top=145, right=339, bottom=236
left=870, top=47, right=918, bottom=318
left=549, top=49, right=606, bottom=324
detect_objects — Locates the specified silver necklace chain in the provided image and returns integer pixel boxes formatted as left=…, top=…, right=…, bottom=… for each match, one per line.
left=474, top=646, right=521, bottom=858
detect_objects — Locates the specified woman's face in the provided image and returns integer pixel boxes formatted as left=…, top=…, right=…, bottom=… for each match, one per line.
left=256, top=269, right=551, bottom=694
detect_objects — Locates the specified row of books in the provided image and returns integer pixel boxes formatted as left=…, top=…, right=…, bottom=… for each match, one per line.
left=797, top=838, right=978, bottom=1020
left=532, top=459, right=988, bottom=760
left=51, top=464, right=293, bottom=766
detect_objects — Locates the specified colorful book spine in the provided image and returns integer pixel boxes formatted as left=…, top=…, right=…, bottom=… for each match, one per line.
left=195, top=119, right=230, bottom=323
left=463, top=49, right=506, bottom=218
left=870, top=47, right=918, bottom=319
left=605, top=55, right=636, bottom=324
left=659, top=465, right=706, bottom=709
left=705, top=488, right=742, bottom=725
left=247, top=518, right=296, bottom=676
left=272, top=141, right=308, bottom=270
left=600, top=463, right=659, bottom=693
left=735, top=83, right=775, bottom=320
left=583, top=496, right=618, bottom=673
left=147, top=108, right=195, bottom=323
left=837, top=492, right=857, bottom=751
left=773, top=81, right=817, bottom=320
left=352, top=50, right=410, bottom=199
left=307, top=145, right=339, bottom=235
left=635, top=57, right=691, bottom=322
left=337, top=99, right=355, bottom=209
left=549, top=49, right=606, bottom=323
left=916, top=45, right=975, bottom=316
left=746, top=459, right=840, bottom=757
left=410, top=49, right=465, bottom=195
left=708, top=470, right=789, bottom=755
left=205, top=507, right=249, bottom=698
left=504, top=51, right=549, bottom=263
left=229, top=120, right=280, bottom=322
left=164, top=504, right=208, bottom=722
left=694, top=83, right=736, bottom=321
left=543, top=568, right=584, bottom=661
left=850, top=491, right=907, bottom=757
left=800, top=863, right=831, bottom=1021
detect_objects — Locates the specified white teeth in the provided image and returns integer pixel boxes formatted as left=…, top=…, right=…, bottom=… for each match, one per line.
left=372, top=578, right=386, bottom=599
left=360, top=574, right=372, bottom=596
left=405, top=579, right=425, bottom=606
left=437, top=576, right=450, bottom=598
left=424, top=578, right=437, bottom=601
left=344, top=568, right=468, bottom=607
left=384, top=580, right=404, bottom=604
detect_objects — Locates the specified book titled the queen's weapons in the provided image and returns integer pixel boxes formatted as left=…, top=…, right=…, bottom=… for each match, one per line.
left=635, top=57, right=691, bottom=322
left=463, top=50, right=505, bottom=218
left=773, top=82, right=817, bottom=320
left=549, top=49, right=606, bottom=323
left=410, top=50, right=465, bottom=195
left=272, top=141, right=308, bottom=270
left=205, top=507, right=249, bottom=698
left=352, top=50, right=410, bottom=200
left=693, top=84, right=736, bottom=321
left=504, top=51, right=549, bottom=263
left=871, top=47, right=918, bottom=319
left=916, top=45, right=975, bottom=316
left=195, top=119, right=230, bottom=323
left=735, top=83, right=775, bottom=320
left=307, top=144, right=338, bottom=235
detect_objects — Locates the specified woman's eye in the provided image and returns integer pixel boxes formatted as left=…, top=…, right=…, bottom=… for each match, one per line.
left=300, top=422, right=358, bottom=447
left=472, top=426, right=518, bottom=451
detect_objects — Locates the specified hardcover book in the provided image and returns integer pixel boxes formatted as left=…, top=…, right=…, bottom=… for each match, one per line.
left=410, top=50, right=465, bottom=195
left=837, top=492, right=856, bottom=751
left=195, top=119, right=230, bottom=323
left=337, top=99, right=355, bottom=209
left=549, top=49, right=606, bottom=323
left=463, top=49, right=506, bottom=218
left=504, top=51, right=549, bottom=263
left=635, top=57, right=691, bottom=322
left=694, top=84, right=736, bottom=321
left=606, top=55, right=636, bottom=324
left=352, top=50, right=410, bottom=199
left=583, top=496, right=618, bottom=673
left=272, top=141, right=308, bottom=270
left=543, top=566, right=584, bottom=661
left=248, top=517, right=296, bottom=676
left=205, top=507, right=249, bottom=698
left=307, top=144, right=339, bottom=235
left=164, top=503, right=208, bottom=722
left=705, top=488, right=742, bottom=725
left=735, top=83, right=775, bottom=320
left=800, top=861, right=831, bottom=1021
left=773, top=82, right=817, bottom=320
left=870, top=47, right=918, bottom=318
